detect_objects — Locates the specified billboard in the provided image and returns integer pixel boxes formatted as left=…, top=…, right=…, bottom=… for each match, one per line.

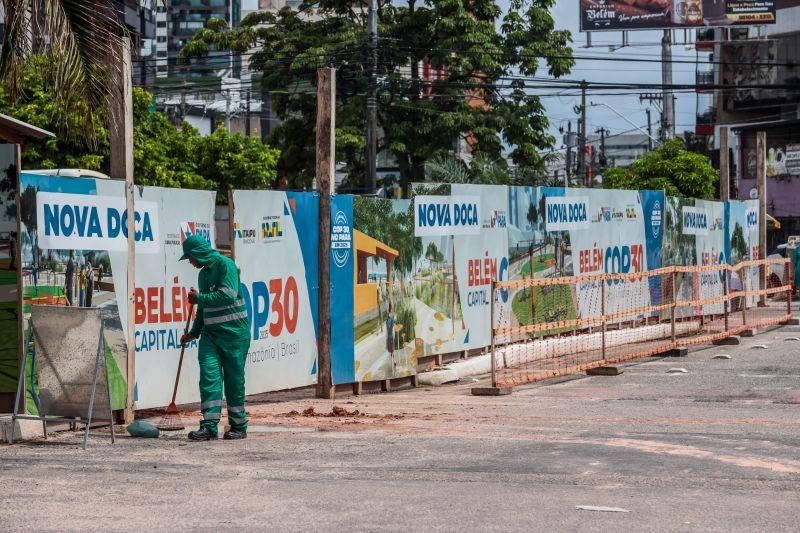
left=580, top=0, right=775, bottom=32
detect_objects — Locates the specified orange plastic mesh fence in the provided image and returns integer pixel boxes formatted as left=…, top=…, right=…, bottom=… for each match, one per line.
left=491, top=258, right=792, bottom=388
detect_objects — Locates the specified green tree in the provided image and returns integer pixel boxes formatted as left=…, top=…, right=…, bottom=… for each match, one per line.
left=181, top=0, right=574, bottom=191
left=0, top=55, right=280, bottom=201
left=1, top=0, right=132, bottom=143
left=603, top=139, right=719, bottom=199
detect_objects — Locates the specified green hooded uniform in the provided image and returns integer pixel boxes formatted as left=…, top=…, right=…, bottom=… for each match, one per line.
left=181, top=235, right=250, bottom=435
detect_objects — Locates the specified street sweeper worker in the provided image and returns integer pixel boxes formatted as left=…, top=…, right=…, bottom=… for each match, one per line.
left=178, top=234, right=250, bottom=441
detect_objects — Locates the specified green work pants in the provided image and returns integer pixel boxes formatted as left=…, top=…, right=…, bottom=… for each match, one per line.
left=198, top=332, right=250, bottom=434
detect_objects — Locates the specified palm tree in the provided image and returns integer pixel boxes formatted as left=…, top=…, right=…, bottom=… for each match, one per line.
left=1, top=1, right=130, bottom=138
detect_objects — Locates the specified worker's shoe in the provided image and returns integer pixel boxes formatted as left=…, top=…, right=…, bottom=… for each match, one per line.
left=187, top=427, right=218, bottom=441
left=223, top=429, right=247, bottom=440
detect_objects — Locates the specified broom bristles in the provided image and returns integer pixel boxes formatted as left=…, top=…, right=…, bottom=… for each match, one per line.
left=155, top=402, right=185, bottom=431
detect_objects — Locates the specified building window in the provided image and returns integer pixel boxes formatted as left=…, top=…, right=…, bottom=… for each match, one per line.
left=157, top=51, right=167, bottom=58
left=157, top=65, right=168, bottom=72
left=157, top=21, right=166, bottom=28
left=157, top=36, right=166, bottom=43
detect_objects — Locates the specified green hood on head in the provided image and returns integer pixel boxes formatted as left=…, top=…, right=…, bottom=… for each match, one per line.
left=180, top=234, right=218, bottom=266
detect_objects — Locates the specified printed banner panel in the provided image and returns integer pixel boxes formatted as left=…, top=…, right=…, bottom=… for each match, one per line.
left=538, top=187, right=664, bottom=321
left=349, top=196, right=418, bottom=383
left=664, top=196, right=726, bottom=316
left=331, top=195, right=355, bottom=385
left=18, top=173, right=131, bottom=412
left=0, top=145, right=19, bottom=396
left=232, top=190, right=319, bottom=394
left=726, top=199, right=761, bottom=306
left=129, top=186, right=216, bottom=409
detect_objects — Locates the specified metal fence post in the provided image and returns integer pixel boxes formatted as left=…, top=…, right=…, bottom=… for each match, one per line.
left=723, top=266, right=729, bottom=334
left=742, top=267, right=748, bottom=327
left=787, top=259, right=793, bottom=318
left=490, top=280, right=496, bottom=388
left=671, top=270, right=677, bottom=345
left=601, top=278, right=607, bottom=362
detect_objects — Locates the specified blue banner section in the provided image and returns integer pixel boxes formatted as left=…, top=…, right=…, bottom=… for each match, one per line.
left=330, top=195, right=355, bottom=385
left=724, top=200, right=731, bottom=265
left=640, top=190, right=665, bottom=306
left=287, top=192, right=320, bottom=341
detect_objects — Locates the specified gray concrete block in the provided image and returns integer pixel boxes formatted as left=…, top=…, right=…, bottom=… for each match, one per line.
left=713, top=336, right=741, bottom=346
left=0, top=416, right=44, bottom=444
left=586, top=366, right=623, bottom=376
left=471, top=386, right=512, bottom=396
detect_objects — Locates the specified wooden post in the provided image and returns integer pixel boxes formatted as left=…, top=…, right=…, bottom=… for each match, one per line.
left=228, top=190, right=236, bottom=261
left=14, top=143, right=24, bottom=413
left=757, top=131, right=767, bottom=306
left=719, top=126, right=729, bottom=202
left=109, top=36, right=135, bottom=423
left=315, top=67, right=336, bottom=399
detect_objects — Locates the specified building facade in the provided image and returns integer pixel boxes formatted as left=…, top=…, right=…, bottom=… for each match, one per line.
left=155, top=0, right=241, bottom=82
left=698, top=1, right=800, bottom=247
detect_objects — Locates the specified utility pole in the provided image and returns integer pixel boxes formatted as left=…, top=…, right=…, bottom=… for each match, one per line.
left=245, top=88, right=251, bottom=137
left=316, top=67, right=336, bottom=399
left=597, top=128, right=607, bottom=170
left=719, top=126, right=729, bottom=202
left=646, top=108, right=653, bottom=150
left=109, top=36, right=135, bottom=423
left=224, top=90, right=231, bottom=131
left=578, top=80, right=587, bottom=186
left=565, top=121, right=573, bottom=184
left=661, top=30, right=675, bottom=141
left=366, top=0, right=378, bottom=193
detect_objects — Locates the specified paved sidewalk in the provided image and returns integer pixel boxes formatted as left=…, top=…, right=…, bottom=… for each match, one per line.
left=2, top=325, right=800, bottom=531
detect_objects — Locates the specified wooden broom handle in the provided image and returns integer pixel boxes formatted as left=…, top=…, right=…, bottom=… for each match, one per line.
left=170, top=303, right=195, bottom=404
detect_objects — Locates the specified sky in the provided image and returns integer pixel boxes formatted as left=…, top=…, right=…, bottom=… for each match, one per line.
left=536, top=0, right=698, bottom=149
left=240, top=0, right=698, bottom=148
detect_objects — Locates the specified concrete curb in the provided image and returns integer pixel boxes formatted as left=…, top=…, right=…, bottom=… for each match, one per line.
left=0, top=416, right=45, bottom=444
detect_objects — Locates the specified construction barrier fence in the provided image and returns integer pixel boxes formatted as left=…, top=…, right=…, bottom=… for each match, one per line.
left=490, top=258, right=793, bottom=388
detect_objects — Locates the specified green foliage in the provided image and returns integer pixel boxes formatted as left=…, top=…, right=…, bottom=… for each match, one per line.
left=180, top=0, right=574, bottom=190
left=353, top=197, right=422, bottom=277
left=604, top=139, right=719, bottom=199
left=0, top=55, right=280, bottom=202
left=0, top=55, right=108, bottom=170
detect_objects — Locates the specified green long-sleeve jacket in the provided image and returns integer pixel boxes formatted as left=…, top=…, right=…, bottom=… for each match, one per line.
left=181, top=235, right=250, bottom=341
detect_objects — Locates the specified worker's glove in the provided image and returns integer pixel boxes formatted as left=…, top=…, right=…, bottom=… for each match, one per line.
left=180, top=333, right=198, bottom=346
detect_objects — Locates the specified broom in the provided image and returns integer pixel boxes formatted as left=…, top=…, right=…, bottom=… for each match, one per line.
left=156, top=303, right=195, bottom=431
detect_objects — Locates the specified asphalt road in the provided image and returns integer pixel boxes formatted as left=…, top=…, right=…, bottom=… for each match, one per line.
left=2, top=325, right=800, bottom=531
